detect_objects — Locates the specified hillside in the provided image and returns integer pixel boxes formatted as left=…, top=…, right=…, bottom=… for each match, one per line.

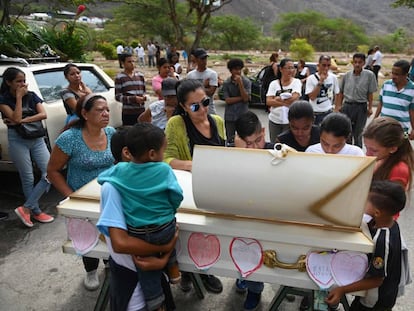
left=15, top=0, right=413, bottom=36
left=218, top=0, right=414, bottom=36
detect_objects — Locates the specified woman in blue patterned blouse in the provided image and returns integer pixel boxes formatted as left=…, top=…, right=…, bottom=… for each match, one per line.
left=47, top=93, right=115, bottom=291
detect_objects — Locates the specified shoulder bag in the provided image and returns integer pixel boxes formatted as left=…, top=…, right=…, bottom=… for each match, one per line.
left=15, top=94, right=46, bottom=139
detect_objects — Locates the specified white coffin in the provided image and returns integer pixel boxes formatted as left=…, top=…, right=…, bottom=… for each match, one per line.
left=57, top=145, right=375, bottom=289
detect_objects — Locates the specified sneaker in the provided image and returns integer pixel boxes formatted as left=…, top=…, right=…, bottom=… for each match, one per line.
left=0, top=211, right=8, bottom=220
left=244, top=290, right=261, bottom=311
left=179, top=272, right=192, bottom=292
left=84, top=269, right=100, bottom=291
left=200, top=274, right=223, bottom=294
left=15, top=206, right=33, bottom=228
left=167, top=263, right=181, bottom=284
left=32, top=212, right=54, bottom=223
left=235, top=279, right=247, bottom=294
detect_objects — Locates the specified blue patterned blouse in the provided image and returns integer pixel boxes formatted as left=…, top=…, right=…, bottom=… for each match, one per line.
left=55, top=126, right=116, bottom=191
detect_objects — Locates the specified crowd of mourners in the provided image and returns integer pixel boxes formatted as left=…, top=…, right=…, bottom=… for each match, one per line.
left=1, top=43, right=414, bottom=311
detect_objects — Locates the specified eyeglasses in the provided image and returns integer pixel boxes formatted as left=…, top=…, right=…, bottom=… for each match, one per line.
left=190, top=97, right=210, bottom=112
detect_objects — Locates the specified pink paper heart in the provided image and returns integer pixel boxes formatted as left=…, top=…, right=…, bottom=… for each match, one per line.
left=67, top=218, right=99, bottom=255
left=230, top=238, right=263, bottom=278
left=306, top=252, right=335, bottom=289
left=187, top=232, right=221, bottom=270
left=331, top=251, right=368, bottom=286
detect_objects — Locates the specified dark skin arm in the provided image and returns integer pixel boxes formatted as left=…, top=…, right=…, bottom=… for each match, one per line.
left=109, top=226, right=178, bottom=256
left=325, top=276, right=383, bottom=306
left=132, top=246, right=174, bottom=271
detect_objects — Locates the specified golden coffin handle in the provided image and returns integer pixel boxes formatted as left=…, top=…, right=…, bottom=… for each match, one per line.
left=263, top=250, right=307, bottom=272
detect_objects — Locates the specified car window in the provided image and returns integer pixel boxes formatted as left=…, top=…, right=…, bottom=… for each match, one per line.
left=33, top=68, right=110, bottom=102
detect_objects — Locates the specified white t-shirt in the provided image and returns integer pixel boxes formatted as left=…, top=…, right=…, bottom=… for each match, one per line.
left=135, top=46, right=145, bottom=57
left=149, top=100, right=168, bottom=129
left=305, top=73, right=340, bottom=113
left=305, top=143, right=365, bottom=156
left=97, top=183, right=146, bottom=311
left=373, top=50, right=383, bottom=66
left=116, top=45, right=124, bottom=55
left=266, top=78, right=302, bottom=124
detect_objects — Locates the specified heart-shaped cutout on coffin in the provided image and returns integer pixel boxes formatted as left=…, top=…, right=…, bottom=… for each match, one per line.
left=67, top=218, right=100, bottom=255
left=230, top=238, right=263, bottom=278
left=306, top=251, right=335, bottom=289
left=331, top=251, right=368, bottom=286
left=187, top=232, right=221, bottom=270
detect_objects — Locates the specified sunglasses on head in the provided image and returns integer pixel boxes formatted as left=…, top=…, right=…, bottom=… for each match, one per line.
left=190, top=97, right=210, bottom=112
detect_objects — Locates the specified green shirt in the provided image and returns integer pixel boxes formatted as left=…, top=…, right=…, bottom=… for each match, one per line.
left=164, top=114, right=226, bottom=164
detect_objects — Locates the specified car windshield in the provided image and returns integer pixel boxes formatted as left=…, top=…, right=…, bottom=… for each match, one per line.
left=34, top=67, right=110, bottom=102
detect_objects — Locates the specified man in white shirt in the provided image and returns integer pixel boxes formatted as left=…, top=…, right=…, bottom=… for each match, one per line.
left=135, top=44, right=146, bottom=67
left=116, top=44, right=124, bottom=68
left=305, top=55, right=340, bottom=125
left=371, top=45, right=383, bottom=82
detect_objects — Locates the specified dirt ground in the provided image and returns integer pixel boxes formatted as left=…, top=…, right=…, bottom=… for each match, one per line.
left=92, top=50, right=413, bottom=100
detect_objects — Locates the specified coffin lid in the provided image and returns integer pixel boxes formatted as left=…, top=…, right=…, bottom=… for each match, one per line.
left=189, top=145, right=376, bottom=231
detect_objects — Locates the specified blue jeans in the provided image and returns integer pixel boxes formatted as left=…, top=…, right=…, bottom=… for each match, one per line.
left=246, top=280, right=264, bottom=294
left=8, top=128, right=50, bottom=215
left=128, top=219, right=176, bottom=311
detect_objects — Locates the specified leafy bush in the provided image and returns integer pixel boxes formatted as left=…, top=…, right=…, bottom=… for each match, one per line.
left=130, top=40, right=140, bottom=47
left=35, top=22, right=90, bottom=61
left=97, top=42, right=117, bottom=60
left=289, top=38, right=314, bottom=61
left=0, top=22, right=46, bottom=58
left=112, top=39, right=126, bottom=47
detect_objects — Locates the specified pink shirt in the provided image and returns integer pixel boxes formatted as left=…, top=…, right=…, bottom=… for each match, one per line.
left=152, top=74, right=164, bottom=100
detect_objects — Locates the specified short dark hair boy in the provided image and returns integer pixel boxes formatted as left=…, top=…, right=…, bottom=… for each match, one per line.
left=126, top=122, right=166, bottom=159
left=326, top=180, right=406, bottom=310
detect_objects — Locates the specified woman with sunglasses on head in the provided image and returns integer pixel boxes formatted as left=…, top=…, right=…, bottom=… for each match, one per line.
left=164, top=79, right=225, bottom=172
left=47, top=94, right=116, bottom=291
left=164, top=79, right=225, bottom=294
left=0, top=67, right=54, bottom=228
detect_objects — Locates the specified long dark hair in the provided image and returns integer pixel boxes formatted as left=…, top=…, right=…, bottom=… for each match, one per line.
left=63, top=63, right=80, bottom=78
left=0, top=67, right=25, bottom=94
left=174, top=79, right=204, bottom=116
left=363, top=117, right=414, bottom=186
left=276, top=58, right=294, bottom=80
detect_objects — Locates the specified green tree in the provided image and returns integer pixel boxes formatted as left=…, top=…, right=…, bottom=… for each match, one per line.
left=370, top=28, right=410, bottom=53
left=392, top=0, right=414, bottom=7
left=289, top=38, right=314, bottom=61
left=98, top=0, right=232, bottom=53
left=273, top=10, right=368, bottom=52
left=206, top=15, right=260, bottom=50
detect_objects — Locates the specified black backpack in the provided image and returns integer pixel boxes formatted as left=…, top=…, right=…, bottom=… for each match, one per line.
left=261, top=65, right=277, bottom=96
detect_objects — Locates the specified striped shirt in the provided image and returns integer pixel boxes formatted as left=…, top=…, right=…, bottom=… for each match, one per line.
left=114, top=71, right=146, bottom=114
left=379, top=79, right=414, bottom=131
